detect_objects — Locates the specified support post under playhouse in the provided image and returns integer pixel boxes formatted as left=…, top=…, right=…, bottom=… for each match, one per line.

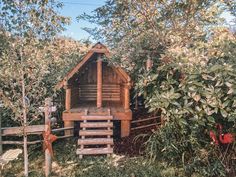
left=64, top=82, right=74, bottom=136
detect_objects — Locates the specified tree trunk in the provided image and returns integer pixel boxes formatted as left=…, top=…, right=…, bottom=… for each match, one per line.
left=22, top=66, right=28, bottom=177
left=45, top=98, right=52, bottom=177
left=0, top=110, right=2, bottom=155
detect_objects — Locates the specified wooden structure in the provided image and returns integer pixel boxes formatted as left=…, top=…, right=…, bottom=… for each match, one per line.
left=56, top=43, right=132, bottom=156
left=57, top=43, right=132, bottom=158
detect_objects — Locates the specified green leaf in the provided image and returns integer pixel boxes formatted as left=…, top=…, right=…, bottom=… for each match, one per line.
left=207, top=116, right=215, bottom=123
left=220, top=109, right=228, bottom=118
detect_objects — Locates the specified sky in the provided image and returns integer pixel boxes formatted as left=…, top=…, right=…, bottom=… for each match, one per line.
left=58, top=0, right=235, bottom=41
left=59, top=0, right=106, bottom=41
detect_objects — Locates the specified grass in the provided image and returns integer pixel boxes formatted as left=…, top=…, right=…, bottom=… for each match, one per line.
left=2, top=139, right=160, bottom=177
left=2, top=138, right=185, bottom=177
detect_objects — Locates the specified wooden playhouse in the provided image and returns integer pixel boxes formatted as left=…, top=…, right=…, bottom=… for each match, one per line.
left=56, top=43, right=132, bottom=156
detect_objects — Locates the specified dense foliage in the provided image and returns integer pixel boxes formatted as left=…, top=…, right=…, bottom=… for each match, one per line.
left=80, top=1, right=236, bottom=176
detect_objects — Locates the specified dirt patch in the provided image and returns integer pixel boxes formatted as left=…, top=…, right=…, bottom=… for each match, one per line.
left=114, top=108, right=160, bottom=156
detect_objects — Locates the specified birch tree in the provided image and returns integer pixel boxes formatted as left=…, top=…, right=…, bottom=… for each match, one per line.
left=0, top=1, right=69, bottom=176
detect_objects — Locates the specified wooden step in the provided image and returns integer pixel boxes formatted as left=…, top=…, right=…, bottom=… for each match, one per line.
left=76, top=147, right=113, bottom=155
left=79, top=130, right=113, bottom=136
left=79, top=84, right=120, bottom=87
left=80, top=88, right=120, bottom=91
left=80, top=122, right=113, bottom=128
left=80, top=94, right=120, bottom=98
left=78, top=138, right=113, bottom=145
left=80, top=98, right=120, bottom=101
left=81, top=115, right=113, bottom=120
left=80, top=91, right=120, bottom=96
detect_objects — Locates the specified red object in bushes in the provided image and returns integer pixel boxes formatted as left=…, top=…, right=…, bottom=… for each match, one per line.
left=209, top=130, right=219, bottom=145
left=209, top=124, right=235, bottom=145
left=217, top=124, right=235, bottom=144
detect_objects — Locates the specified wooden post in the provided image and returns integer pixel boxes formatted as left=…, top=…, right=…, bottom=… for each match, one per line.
left=64, top=83, right=74, bottom=136
left=121, top=120, right=130, bottom=137
left=64, top=121, right=74, bottom=136
left=0, top=103, right=2, bottom=155
left=121, top=83, right=131, bottom=137
left=135, top=93, right=139, bottom=110
left=124, top=84, right=130, bottom=111
left=97, top=54, right=102, bottom=108
left=22, top=73, right=29, bottom=177
left=45, top=98, right=52, bottom=177
left=65, top=84, right=71, bottom=111
left=0, top=108, right=2, bottom=155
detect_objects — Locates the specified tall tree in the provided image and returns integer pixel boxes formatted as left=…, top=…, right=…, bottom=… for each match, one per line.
left=0, top=1, right=69, bottom=176
left=78, top=0, right=224, bottom=76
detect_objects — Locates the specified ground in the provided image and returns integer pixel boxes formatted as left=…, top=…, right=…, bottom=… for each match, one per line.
left=1, top=110, right=180, bottom=177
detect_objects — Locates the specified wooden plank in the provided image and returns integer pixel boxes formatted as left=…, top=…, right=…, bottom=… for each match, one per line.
left=80, top=93, right=120, bottom=96
left=1, top=140, right=42, bottom=145
left=80, top=122, right=113, bottom=128
left=80, top=88, right=120, bottom=91
left=57, top=135, right=73, bottom=139
left=76, top=147, right=113, bottom=155
left=79, top=130, right=113, bottom=136
left=81, top=94, right=120, bottom=97
left=90, top=48, right=108, bottom=53
left=131, top=123, right=160, bottom=131
left=63, top=111, right=132, bottom=121
left=131, top=116, right=160, bottom=124
left=80, top=98, right=120, bottom=101
left=79, top=84, right=120, bottom=87
left=81, top=115, right=113, bottom=120
left=1, top=125, right=45, bottom=136
left=51, top=127, right=73, bottom=132
left=78, top=138, right=113, bottom=145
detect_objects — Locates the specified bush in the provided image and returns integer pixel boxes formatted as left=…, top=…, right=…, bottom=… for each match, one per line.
left=142, top=29, right=236, bottom=177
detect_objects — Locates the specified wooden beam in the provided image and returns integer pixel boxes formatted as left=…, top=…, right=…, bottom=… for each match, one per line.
left=64, top=121, right=74, bottom=136
left=97, top=54, right=102, bottom=108
left=65, top=84, right=71, bottom=111
left=121, top=120, right=131, bottom=137
left=90, top=48, right=108, bottom=53
left=124, top=84, right=130, bottom=110
left=1, top=125, right=45, bottom=136
left=63, top=111, right=132, bottom=121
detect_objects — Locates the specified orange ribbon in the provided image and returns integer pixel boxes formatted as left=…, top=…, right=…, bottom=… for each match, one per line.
left=42, top=129, right=57, bottom=157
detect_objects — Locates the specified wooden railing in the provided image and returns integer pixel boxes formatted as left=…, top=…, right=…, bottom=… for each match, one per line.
left=0, top=126, right=74, bottom=145
left=131, top=116, right=161, bottom=131
left=79, top=84, right=121, bottom=101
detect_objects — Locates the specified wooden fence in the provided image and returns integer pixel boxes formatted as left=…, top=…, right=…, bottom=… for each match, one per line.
left=131, top=116, right=161, bottom=131
left=0, top=126, right=74, bottom=145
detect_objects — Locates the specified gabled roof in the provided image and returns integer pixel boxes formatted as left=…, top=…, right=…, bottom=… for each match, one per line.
left=56, top=42, right=131, bottom=89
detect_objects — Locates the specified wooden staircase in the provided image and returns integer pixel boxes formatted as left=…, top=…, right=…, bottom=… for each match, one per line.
left=77, top=110, right=113, bottom=158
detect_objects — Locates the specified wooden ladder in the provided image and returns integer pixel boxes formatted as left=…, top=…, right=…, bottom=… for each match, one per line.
left=77, top=109, right=113, bottom=158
